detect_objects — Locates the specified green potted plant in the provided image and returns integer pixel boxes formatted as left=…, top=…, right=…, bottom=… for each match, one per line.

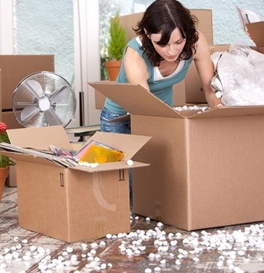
left=0, top=122, right=15, bottom=202
left=105, top=11, right=127, bottom=81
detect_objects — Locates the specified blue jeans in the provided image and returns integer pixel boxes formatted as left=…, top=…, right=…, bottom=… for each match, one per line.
left=100, top=107, right=133, bottom=205
left=100, top=107, right=131, bottom=134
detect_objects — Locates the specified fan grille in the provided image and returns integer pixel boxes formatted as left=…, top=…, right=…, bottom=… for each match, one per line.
left=13, top=71, right=76, bottom=128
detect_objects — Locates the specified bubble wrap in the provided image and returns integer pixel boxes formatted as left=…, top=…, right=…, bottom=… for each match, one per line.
left=211, top=44, right=264, bottom=106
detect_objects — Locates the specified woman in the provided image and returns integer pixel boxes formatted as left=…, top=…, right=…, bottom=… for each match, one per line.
left=100, top=0, right=223, bottom=203
left=101, top=0, right=223, bottom=134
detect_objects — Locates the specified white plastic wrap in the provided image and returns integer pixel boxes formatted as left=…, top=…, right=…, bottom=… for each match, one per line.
left=211, top=45, right=264, bottom=106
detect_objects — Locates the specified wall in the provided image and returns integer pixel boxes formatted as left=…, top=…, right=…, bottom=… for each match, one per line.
left=180, top=0, right=264, bottom=45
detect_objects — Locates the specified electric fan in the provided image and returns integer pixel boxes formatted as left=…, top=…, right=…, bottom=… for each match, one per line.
left=13, top=71, right=76, bottom=128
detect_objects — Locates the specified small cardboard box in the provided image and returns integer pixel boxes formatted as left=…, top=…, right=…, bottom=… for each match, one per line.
left=90, top=81, right=264, bottom=231
left=2, top=126, right=151, bottom=242
left=95, top=9, right=213, bottom=108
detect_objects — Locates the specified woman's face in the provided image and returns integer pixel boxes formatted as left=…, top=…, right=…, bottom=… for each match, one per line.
left=149, top=28, right=186, bottom=62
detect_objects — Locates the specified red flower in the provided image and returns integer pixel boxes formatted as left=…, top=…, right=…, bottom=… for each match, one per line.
left=0, top=122, right=7, bottom=133
left=0, top=122, right=15, bottom=168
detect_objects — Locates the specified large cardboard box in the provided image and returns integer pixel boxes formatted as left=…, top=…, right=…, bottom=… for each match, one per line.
left=2, top=126, right=150, bottom=242
left=0, top=55, right=54, bottom=111
left=96, top=10, right=213, bottom=108
left=91, top=81, right=264, bottom=231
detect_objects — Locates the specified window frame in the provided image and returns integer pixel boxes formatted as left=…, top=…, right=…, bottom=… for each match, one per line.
left=0, top=0, right=14, bottom=54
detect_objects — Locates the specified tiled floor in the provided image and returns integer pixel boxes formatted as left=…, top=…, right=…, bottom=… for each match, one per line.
left=1, top=186, right=264, bottom=273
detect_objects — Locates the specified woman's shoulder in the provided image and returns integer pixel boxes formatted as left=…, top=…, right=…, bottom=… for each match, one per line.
left=127, top=37, right=141, bottom=47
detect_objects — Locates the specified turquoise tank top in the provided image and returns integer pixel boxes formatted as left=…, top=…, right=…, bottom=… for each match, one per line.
left=104, top=37, right=193, bottom=115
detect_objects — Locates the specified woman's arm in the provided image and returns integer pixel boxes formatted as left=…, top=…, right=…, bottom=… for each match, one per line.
left=123, top=46, right=150, bottom=91
left=193, top=31, right=224, bottom=108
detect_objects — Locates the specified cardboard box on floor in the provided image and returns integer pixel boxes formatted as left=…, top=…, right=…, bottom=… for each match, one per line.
left=90, top=81, right=264, bottom=231
left=2, top=126, right=151, bottom=242
left=95, top=9, right=213, bottom=109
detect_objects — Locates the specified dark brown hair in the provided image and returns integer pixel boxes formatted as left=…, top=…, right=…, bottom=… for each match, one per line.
left=133, top=0, right=199, bottom=66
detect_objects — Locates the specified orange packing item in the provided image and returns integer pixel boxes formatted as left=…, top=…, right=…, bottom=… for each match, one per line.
left=79, top=144, right=125, bottom=164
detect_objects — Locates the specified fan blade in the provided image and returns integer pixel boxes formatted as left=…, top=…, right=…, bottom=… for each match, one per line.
left=13, top=102, right=38, bottom=107
left=49, top=86, right=67, bottom=100
left=20, top=106, right=40, bottom=123
left=28, top=112, right=48, bottom=127
left=45, top=108, right=64, bottom=126
left=26, top=80, right=44, bottom=98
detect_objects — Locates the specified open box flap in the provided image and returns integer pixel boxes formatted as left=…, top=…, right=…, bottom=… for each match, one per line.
left=90, top=82, right=264, bottom=119
left=7, top=125, right=72, bottom=150
left=246, top=22, right=264, bottom=47
left=88, top=131, right=151, bottom=160
left=0, top=150, right=58, bottom=167
left=89, top=81, right=183, bottom=118
left=0, top=147, right=150, bottom=172
left=1, top=127, right=151, bottom=171
left=0, top=144, right=77, bottom=168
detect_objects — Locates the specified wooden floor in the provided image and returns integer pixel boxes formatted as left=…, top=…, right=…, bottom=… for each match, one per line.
left=1, top=186, right=264, bottom=273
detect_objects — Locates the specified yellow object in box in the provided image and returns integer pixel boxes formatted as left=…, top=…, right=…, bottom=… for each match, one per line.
left=79, top=144, right=125, bottom=164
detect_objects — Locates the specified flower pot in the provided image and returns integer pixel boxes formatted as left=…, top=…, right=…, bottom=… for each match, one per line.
left=105, top=60, right=121, bottom=81
left=0, top=167, right=10, bottom=202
